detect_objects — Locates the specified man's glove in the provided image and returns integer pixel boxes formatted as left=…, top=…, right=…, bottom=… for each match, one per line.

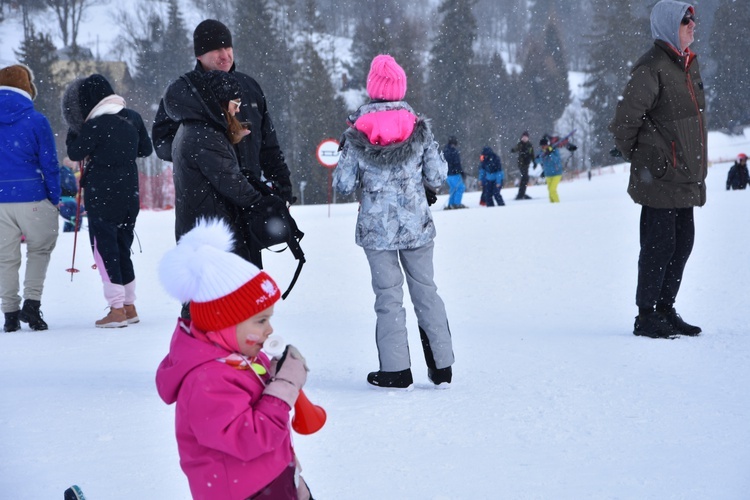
left=425, top=186, right=438, bottom=206
left=277, top=184, right=296, bottom=205
left=263, top=345, right=308, bottom=408
left=567, top=144, right=578, bottom=152
left=609, top=147, right=623, bottom=158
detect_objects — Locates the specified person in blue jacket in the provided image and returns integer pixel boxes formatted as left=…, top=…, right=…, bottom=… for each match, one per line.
left=0, top=64, right=61, bottom=332
left=478, top=146, right=505, bottom=206
left=538, top=136, right=564, bottom=203
left=442, top=136, right=466, bottom=209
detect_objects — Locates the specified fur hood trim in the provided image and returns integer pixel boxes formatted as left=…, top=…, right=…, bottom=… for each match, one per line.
left=343, top=118, right=432, bottom=168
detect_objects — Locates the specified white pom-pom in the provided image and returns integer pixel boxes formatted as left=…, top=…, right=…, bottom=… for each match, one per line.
left=158, top=218, right=235, bottom=303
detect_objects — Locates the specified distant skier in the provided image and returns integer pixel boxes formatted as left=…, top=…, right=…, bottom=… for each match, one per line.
left=726, top=153, right=748, bottom=190
left=510, top=130, right=537, bottom=200
left=478, top=146, right=505, bottom=206
left=443, top=136, right=467, bottom=209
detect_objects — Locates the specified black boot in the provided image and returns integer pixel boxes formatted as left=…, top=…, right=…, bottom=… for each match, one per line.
left=657, top=306, right=701, bottom=336
left=428, top=366, right=452, bottom=388
left=19, top=299, right=48, bottom=331
left=633, top=311, right=678, bottom=339
left=4, top=311, right=21, bottom=332
left=367, top=369, right=413, bottom=390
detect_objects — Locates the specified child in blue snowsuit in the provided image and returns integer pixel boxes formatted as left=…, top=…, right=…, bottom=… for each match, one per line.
left=478, top=146, right=504, bottom=206
left=58, top=165, right=84, bottom=232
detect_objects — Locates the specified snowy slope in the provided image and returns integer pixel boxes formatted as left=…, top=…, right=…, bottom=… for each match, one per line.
left=1, top=130, right=749, bottom=499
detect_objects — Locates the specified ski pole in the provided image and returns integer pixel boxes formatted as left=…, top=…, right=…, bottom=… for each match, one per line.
left=65, top=161, right=84, bottom=280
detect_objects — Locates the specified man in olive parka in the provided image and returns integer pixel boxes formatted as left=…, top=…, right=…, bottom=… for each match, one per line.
left=609, top=0, right=705, bottom=339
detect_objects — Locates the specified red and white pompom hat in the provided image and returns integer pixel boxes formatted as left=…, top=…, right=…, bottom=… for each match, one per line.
left=159, top=218, right=280, bottom=332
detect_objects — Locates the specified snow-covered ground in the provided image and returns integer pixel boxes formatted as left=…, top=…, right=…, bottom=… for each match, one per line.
left=1, top=129, right=749, bottom=499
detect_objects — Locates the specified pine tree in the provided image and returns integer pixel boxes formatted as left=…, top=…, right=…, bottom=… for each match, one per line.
left=15, top=26, right=63, bottom=153
left=232, top=0, right=294, bottom=159
left=347, top=4, right=395, bottom=89
left=289, top=0, right=347, bottom=205
left=388, top=17, right=429, bottom=115
left=429, top=0, right=478, bottom=144
left=708, top=0, right=750, bottom=131
left=582, top=6, right=650, bottom=165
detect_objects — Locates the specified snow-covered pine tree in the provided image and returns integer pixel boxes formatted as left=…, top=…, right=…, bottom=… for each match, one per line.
left=708, top=0, right=750, bottom=132
left=428, top=0, right=478, bottom=145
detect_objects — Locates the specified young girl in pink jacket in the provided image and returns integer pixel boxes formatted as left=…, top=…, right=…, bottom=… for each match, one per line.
left=156, top=218, right=312, bottom=499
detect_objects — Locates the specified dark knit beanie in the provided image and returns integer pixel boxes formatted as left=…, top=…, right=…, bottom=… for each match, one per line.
left=78, top=74, right=115, bottom=119
left=521, top=130, right=530, bottom=139
left=204, top=70, right=241, bottom=104
left=0, top=64, right=37, bottom=100
left=194, top=20, right=233, bottom=57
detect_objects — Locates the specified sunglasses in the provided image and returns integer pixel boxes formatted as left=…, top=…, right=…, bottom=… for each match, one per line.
left=230, top=99, right=242, bottom=108
left=681, top=14, right=695, bottom=25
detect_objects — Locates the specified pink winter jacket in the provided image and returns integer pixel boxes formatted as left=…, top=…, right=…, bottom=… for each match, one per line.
left=155, top=319, right=295, bottom=500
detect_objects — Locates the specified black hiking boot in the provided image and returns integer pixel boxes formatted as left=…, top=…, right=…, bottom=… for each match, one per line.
left=4, top=311, right=21, bottom=332
left=428, top=366, right=452, bottom=388
left=367, top=369, right=413, bottom=390
left=18, top=299, right=48, bottom=331
left=658, top=307, right=701, bottom=336
left=633, top=311, right=678, bottom=339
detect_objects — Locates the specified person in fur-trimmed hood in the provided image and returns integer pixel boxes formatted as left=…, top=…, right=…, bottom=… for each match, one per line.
left=609, top=0, right=705, bottom=339
left=62, top=74, right=153, bottom=328
left=333, top=54, right=455, bottom=390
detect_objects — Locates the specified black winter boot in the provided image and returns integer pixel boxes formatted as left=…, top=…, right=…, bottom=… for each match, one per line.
left=657, top=306, right=701, bottom=336
left=633, top=311, right=678, bottom=339
left=367, top=369, right=413, bottom=390
left=428, top=366, right=453, bottom=388
left=19, top=299, right=48, bottom=331
left=4, top=311, right=21, bottom=332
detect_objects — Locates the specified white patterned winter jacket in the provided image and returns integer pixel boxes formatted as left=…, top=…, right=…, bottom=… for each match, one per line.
left=333, top=101, right=447, bottom=251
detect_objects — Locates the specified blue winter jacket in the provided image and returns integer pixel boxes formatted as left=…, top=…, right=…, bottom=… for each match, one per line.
left=539, top=146, right=563, bottom=177
left=0, top=88, right=60, bottom=204
left=478, top=147, right=504, bottom=185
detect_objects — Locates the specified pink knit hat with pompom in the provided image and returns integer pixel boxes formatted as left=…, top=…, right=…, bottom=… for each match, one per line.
left=366, top=54, right=407, bottom=101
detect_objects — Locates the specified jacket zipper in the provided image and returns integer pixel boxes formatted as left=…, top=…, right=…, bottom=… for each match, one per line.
left=671, top=142, right=676, bottom=168
left=685, top=59, right=706, bottom=177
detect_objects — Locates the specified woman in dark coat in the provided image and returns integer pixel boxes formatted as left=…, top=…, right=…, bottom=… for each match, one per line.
left=163, top=70, right=263, bottom=266
left=609, top=1, right=705, bottom=339
left=63, top=74, right=153, bottom=328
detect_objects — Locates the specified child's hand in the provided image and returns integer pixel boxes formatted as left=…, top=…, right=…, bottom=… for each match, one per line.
left=264, top=345, right=308, bottom=408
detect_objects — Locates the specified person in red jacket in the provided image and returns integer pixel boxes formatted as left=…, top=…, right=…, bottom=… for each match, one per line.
left=156, top=218, right=313, bottom=500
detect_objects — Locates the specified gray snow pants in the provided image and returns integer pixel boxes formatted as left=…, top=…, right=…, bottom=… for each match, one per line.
left=0, top=200, right=59, bottom=313
left=363, top=241, right=454, bottom=372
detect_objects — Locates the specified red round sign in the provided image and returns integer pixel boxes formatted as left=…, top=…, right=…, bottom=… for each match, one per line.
left=316, top=139, right=340, bottom=168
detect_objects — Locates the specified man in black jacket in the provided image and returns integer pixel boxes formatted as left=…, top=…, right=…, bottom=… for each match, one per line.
left=510, top=130, right=536, bottom=200
left=152, top=20, right=294, bottom=260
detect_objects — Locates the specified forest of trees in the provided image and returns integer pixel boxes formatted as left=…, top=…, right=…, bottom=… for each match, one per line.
left=3, top=0, right=749, bottom=204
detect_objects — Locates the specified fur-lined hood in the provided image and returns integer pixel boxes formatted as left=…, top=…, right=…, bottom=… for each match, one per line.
left=343, top=117, right=432, bottom=168
left=61, top=78, right=86, bottom=134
